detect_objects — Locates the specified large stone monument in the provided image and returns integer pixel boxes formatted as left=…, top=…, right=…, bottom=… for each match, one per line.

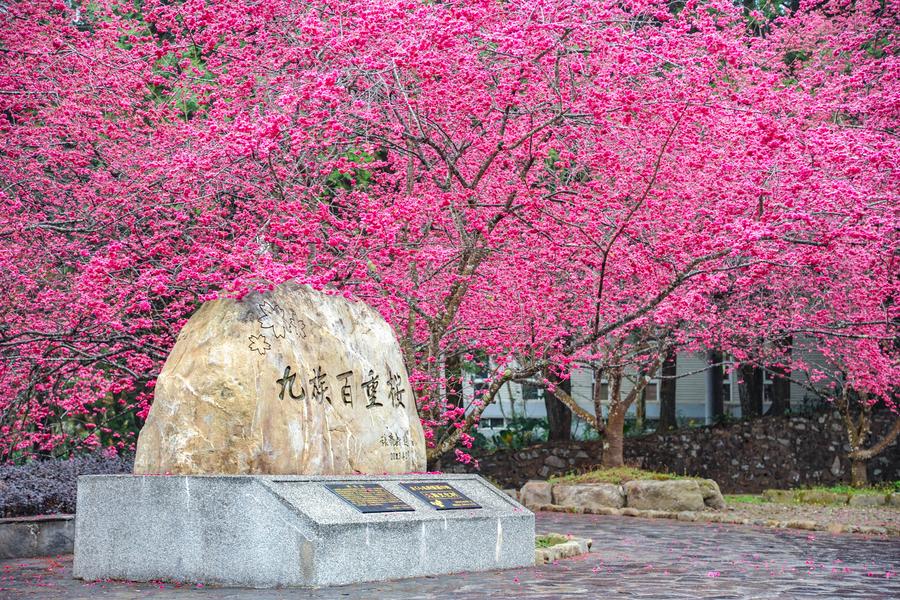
left=133, top=282, right=427, bottom=475
left=74, top=283, right=534, bottom=587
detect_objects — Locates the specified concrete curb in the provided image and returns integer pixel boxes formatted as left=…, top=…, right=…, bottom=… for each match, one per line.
left=534, top=535, right=592, bottom=564
left=0, top=514, right=75, bottom=559
left=531, top=503, right=900, bottom=537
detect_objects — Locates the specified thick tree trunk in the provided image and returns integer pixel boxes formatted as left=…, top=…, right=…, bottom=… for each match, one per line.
left=601, top=370, right=625, bottom=468
left=544, top=372, right=572, bottom=441
left=845, top=411, right=900, bottom=488
left=850, top=459, right=869, bottom=488
left=658, top=350, right=677, bottom=432
left=739, top=364, right=763, bottom=418
left=602, top=403, right=626, bottom=468
left=707, top=350, right=724, bottom=422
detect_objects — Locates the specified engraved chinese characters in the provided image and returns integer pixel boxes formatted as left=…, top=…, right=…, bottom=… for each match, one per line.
left=274, top=365, right=404, bottom=410
left=134, top=282, right=427, bottom=475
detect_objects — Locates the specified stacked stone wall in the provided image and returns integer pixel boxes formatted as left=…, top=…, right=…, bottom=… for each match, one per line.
left=436, top=411, right=900, bottom=493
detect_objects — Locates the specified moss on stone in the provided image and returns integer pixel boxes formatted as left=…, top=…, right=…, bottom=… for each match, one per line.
left=535, top=533, right=569, bottom=548
left=548, top=467, right=684, bottom=486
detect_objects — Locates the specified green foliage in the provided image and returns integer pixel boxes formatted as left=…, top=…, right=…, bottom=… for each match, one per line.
left=806, top=483, right=897, bottom=496
left=469, top=430, right=493, bottom=451
left=323, top=148, right=384, bottom=196
left=763, top=482, right=898, bottom=506
left=725, top=494, right=769, bottom=505
left=783, top=49, right=811, bottom=67
left=862, top=34, right=891, bottom=59
left=571, top=416, right=601, bottom=441
left=535, top=533, right=569, bottom=549
left=492, top=417, right=548, bottom=451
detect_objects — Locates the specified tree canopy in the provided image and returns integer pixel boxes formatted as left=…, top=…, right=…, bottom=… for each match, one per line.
left=1, top=0, right=897, bottom=462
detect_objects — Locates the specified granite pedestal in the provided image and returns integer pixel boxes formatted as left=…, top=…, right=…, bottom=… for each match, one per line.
left=73, top=474, right=534, bottom=588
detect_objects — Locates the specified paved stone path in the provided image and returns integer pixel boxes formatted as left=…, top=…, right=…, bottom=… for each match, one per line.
left=1, top=512, right=897, bottom=599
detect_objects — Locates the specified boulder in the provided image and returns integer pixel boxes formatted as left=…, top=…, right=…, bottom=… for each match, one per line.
left=889, top=494, right=900, bottom=508
left=763, top=489, right=795, bottom=504
left=519, top=481, right=552, bottom=508
left=848, top=494, right=886, bottom=508
left=552, top=483, right=625, bottom=510
left=134, top=282, right=426, bottom=475
left=696, top=479, right=727, bottom=510
left=623, top=480, right=706, bottom=512
left=797, top=490, right=849, bottom=505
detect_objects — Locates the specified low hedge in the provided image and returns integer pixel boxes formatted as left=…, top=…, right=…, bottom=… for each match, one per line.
left=0, top=453, right=133, bottom=518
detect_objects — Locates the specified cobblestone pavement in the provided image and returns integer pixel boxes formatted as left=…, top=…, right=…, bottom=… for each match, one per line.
left=1, top=512, right=897, bottom=599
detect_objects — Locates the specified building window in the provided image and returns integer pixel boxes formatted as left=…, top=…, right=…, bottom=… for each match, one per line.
left=521, top=383, right=544, bottom=401
left=763, top=369, right=775, bottom=404
left=481, top=418, right=506, bottom=429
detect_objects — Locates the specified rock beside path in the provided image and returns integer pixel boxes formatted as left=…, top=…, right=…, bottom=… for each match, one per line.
left=553, top=483, right=625, bottom=510
left=624, top=480, right=707, bottom=512
left=520, top=481, right=553, bottom=507
left=520, top=478, right=726, bottom=512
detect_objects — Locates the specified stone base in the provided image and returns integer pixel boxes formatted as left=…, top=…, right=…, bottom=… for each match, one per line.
left=74, top=474, right=534, bottom=588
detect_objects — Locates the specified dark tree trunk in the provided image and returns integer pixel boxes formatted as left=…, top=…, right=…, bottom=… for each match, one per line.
left=658, top=350, right=677, bottom=432
left=592, top=367, right=605, bottom=433
left=544, top=372, right=572, bottom=441
left=768, top=367, right=791, bottom=416
left=707, top=350, right=724, bottom=422
left=767, top=337, right=792, bottom=416
left=739, top=364, right=764, bottom=418
left=635, top=387, right=646, bottom=433
left=445, top=352, right=463, bottom=408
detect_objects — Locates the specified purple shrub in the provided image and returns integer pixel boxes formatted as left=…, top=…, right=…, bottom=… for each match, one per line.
left=0, top=453, right=133, bottom=517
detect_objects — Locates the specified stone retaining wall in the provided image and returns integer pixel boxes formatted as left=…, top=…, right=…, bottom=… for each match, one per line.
left=0, top=515, right=74, bottom=559
left=437, top=411, right=900, bottom=493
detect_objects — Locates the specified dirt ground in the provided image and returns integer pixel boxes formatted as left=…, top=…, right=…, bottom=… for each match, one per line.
left=725, top=499, right=900, bottom=534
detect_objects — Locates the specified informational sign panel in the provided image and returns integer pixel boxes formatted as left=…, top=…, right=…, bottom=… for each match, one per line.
left=400, top=482, right=482, bottom=510
left=324, top=483, right=414, bottom=513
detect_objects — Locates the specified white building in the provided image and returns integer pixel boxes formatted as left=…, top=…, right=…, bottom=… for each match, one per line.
left=467, top=343, right=829, bottom=438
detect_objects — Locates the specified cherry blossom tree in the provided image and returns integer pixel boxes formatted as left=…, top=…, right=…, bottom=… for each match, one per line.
left=0, top=0, right=896, bottom=469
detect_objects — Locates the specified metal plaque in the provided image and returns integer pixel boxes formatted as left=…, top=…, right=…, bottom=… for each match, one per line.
left=400, top=481, right=482, bottom=510
left=324, top=483, right=414, bottom=513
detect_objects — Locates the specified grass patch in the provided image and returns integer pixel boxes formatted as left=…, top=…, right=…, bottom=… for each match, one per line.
left=535, top=534, right=569, bottom=549
left=761, top=482, right=898, bottom=506
left=548, top=466, right=684, bottom=486
left=806, top=484, right=895, bottom=496
left=725, top=494, right=768, bottom=505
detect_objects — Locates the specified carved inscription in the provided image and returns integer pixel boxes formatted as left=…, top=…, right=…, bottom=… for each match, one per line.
left=246, top=301, right=304, bottom=356
left=362, top=370, right=381, bottom=408
left=380, top=430, right=414, bottom=461
left=250, top=301, right=413, bottom=460
left=276, top=366, right=306, bottom=401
